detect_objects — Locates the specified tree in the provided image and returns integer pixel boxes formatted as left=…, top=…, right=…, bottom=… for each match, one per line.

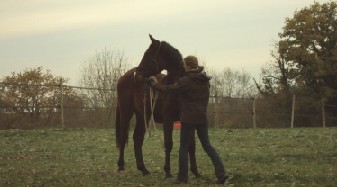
left=256, top=41, right=295, bottom=96
left=256, top=1, right=337, bottom=127
left=209, top=67, right=255, bottom=98
left=1, top=67, right=80, bottom=127
left=79, top=48, right=130, bottom=126
left=207, top=66, right=257, bottom=128
left=278, top=1, right=337, bottom=98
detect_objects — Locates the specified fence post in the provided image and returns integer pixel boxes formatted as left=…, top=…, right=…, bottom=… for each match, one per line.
left=60, top=78, right=65, bottom=128
left=214, top=94, right=218, bottom=128
left=291, top=94, right=296, bottom=128
left=253, top=97, right=256, bottom=128
left=322, top=99, right=326, bottom=128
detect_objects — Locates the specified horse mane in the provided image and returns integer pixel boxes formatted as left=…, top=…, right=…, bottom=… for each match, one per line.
left=160, top=41, right=184, bottom=73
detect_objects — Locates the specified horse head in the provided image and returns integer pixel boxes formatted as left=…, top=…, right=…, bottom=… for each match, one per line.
left=135, top=34, right=185, bottom=82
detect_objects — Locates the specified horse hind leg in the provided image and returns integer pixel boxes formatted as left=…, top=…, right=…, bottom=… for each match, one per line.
left=117, top=107, right=133, bottom=173
left=189, top=131, right=201, bottom=178
left=133, top=112, right=150, bottom=176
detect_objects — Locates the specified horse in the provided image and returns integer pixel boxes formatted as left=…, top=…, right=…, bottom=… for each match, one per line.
left=115, top=35, right=200, bottom=178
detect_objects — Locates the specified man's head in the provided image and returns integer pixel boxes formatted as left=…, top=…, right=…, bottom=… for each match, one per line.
left=183, top=55, right=203, bottom=72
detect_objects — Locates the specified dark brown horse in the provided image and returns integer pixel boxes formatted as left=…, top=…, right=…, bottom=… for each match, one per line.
left=115, top=35, right=200, bottom=178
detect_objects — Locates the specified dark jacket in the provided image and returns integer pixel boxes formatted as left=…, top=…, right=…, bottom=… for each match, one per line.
left=152, top=69, right=211, bottom=124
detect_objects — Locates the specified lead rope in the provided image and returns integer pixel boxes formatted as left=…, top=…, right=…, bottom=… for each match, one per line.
left=143, top=83, right=164, bottom=148
left=142, top=87, right=157, bottom=137
left=149, top=86, right=158, bottom=131
left=143, top=93, right=150, bottom=137
left=149, top=87, right=164, bottom=148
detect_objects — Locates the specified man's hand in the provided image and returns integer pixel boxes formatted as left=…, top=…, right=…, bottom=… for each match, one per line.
left=144, top=76, right=157, bottom=86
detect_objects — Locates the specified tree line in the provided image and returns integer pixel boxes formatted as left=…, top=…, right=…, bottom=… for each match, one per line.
left=1, top=1, right=336, bottom=128
left=255, top=1, right=337, bottom=123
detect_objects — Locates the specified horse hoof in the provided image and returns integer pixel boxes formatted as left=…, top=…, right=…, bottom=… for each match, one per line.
left=118, top=167, right=124, bottom=172
left=191, top=170, right=201, bottom=178
left=194, top=173, right=202, bottom=178
left=165, top=173, right=173, bottom=179
left=142, top=170, right=150, bottom=176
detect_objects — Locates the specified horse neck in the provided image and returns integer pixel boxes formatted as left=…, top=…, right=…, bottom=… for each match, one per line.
left=167, top=64, right=184, bottom=82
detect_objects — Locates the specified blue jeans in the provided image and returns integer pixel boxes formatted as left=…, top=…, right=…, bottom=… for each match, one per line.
left=177, top=123, right=226, bottom=182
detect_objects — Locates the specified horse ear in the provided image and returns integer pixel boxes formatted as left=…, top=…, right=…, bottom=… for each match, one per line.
left=149, top=34, right=154, bottom=42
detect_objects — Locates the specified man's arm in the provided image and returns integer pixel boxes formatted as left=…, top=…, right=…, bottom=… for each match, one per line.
left=146, top=76, right=187, bottom=94
left=151, top=82, right=181, bottom=93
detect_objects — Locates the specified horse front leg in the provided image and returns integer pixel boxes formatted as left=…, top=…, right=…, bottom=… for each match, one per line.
left=134, top=114, right=150, bottom=176
left=189, top=131, right=201, bottom=178
left=163, top=121, right=173, bottom=178
left=117, top=144, right=125, bottom=172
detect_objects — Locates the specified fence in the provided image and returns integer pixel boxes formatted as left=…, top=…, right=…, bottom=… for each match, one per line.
left=0, top=81, right=116, bottom=129
left=1, top=82, right=336, bottom=129
left=208, top=95, right=337, bottom=128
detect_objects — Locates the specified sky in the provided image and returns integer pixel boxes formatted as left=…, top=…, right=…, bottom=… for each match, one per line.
left=0, top=0, right=332, bottom=85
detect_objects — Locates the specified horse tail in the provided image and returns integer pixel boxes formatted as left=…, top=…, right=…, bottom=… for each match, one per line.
left=115, top=104, right=121, bottom=148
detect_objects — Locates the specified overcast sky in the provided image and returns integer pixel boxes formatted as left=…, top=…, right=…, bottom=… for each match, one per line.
left=0, top=0, right=332, bottom=85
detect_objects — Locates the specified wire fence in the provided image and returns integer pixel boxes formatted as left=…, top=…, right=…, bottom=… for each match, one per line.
left=1, top=82, right=336, bottom=129
left=208, top=95, right=337, bottom=128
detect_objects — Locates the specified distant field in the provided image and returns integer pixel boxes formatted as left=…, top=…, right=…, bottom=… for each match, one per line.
left=0, top=128, right=336, bottom=186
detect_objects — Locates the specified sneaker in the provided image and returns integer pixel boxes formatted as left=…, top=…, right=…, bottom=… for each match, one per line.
left=216, top=174, right=229, bottom=184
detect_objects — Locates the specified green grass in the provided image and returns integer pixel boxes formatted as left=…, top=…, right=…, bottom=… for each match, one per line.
left=0, top=128, right=336, bottom=186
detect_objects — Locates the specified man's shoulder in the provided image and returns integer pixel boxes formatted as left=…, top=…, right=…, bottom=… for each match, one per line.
left=177, top=75, right=192, bottom=86
left=179, top=74, right=192, bottom=82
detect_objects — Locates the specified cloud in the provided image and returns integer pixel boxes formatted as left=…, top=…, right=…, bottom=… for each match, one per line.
left=1, top=1, right=124, bottom=39
left=2, top=0, right=276, bottom=39
left=0, top=0, right=333, bottom=84
left=0, top=0, right=201, bottom=39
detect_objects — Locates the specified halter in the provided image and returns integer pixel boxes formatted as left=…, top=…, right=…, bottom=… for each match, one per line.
left=150, top=41, right=162, bottom=75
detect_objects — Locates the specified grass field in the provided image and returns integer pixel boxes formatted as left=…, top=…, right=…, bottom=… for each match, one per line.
left=0, top=127, right=336, bottom=186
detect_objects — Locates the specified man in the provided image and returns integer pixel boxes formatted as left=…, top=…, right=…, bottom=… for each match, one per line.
left=146, top=56, right=228, bottom=184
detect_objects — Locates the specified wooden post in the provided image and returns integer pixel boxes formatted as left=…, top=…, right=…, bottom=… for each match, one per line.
left=60, top=78, right=65, bottom=128
left=214, top=94, right=218, bottom=129
left=322, top=99, right=326, bottom=128
left=253, top=97, right=256, bottom=128
left=291, top=94, right=295, bottom=128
